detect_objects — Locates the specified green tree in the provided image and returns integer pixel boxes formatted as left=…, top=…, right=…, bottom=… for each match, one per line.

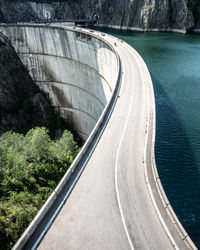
left=0, top=127, right=79, bottom=249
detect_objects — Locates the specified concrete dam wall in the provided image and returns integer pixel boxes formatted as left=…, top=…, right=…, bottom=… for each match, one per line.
left=0, top=25, right=118, bottom=140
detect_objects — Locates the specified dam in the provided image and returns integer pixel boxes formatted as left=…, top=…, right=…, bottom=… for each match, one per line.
left=0, top=24, right=197, bottom=249
left=0, top=25, right=118, bottom=141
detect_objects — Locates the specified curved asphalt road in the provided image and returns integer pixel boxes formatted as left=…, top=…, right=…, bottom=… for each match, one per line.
left=38, top=31, right=185, bottom=250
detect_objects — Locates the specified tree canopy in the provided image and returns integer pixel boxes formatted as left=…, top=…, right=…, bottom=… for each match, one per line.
left=0, top=127, right=79, bottom=249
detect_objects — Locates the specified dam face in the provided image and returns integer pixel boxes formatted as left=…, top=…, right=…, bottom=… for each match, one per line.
left=0, top=25, right=118, bottom=140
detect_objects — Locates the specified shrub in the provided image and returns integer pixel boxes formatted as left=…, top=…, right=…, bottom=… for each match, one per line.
left=0, top=127, right=79, bottom=249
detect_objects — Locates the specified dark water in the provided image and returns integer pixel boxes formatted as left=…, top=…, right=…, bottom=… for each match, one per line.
left=96, top=28, right=200, bottom=248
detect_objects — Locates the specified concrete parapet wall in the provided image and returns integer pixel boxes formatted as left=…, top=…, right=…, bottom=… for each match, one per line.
left=0, top=25, right=118, bottom=140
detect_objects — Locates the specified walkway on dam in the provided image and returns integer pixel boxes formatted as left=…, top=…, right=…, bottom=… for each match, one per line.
left=35, top=30, right=189, bottom=250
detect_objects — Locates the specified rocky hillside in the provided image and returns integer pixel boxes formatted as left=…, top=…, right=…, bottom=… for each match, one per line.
left=0, top=0, right=199, bottom=32
left=0, top=31, right=64, bottom=137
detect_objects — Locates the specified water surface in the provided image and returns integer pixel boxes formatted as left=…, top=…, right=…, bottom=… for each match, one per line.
left=97, top=28, right=200, bottom=248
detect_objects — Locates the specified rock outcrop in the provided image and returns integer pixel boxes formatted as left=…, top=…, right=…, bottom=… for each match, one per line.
left=0, top=0, right=198, bottom=32
left=94, top=0, right=194, bottom=32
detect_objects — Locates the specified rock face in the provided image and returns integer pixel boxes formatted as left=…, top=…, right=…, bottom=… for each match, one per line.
left=0, top=0, right=198, bottom=32
left=94, top=0, right=194, bottom=32
left=0, top=32, right=63, bottom=137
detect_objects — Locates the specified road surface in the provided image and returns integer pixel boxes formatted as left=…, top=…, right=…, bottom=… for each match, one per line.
left=37, top=31, right=187, bottom=250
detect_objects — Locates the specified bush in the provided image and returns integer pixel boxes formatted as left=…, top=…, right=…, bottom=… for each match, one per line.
left=0, top=127, right=79, bottom=249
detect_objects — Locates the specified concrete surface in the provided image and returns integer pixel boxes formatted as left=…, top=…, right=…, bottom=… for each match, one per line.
left=0, top=25, right=118, bottom=140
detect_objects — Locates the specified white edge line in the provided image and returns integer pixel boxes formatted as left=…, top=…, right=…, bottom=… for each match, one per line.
left=30, top=33, right=122, bottom=250
left=144, top=106, right=179, bottom=250
left=140, top=52, right=180, bottom=250
left=31, top=89, right=119, bottom=249
left=114, top=47, right=135, bottom=250
left=121, top=41, right=180, bottom=249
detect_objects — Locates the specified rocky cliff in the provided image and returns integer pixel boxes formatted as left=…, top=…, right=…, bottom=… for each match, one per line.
left=0, top=31, right=65, bottom=137
left=0, top=0, right=199, bottom=32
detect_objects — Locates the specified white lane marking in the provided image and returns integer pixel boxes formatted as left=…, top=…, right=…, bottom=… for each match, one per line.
left=31, top=36, right=122, bottom=250
left=114, top=46, right=135, bottom=250
left=125, top=44, right=181, bottom=249
left=101, top=36, right=180, bottom=249
left=110, top=40, right=179, bottom=249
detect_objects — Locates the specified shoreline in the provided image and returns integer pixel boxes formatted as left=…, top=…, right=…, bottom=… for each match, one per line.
left=0, top=21, right=199, bottom=34
left=95, top=23, right=200, bottom=34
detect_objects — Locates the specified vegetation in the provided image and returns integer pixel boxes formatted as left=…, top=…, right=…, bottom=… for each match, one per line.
left=0, top=127, right=80, bottom=249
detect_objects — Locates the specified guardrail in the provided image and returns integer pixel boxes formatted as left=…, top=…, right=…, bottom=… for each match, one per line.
left=151, top=153, right=197, bottom=249
left=148, top=66, right=197, bottom=249
left=124, top=41, right=197, bottom=250
left=11, top=25, right=122, bottom=250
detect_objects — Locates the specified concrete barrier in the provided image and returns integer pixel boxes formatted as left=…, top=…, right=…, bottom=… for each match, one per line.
left=120, top=41, right=197, bottom=250
left=144, top=57, right=197, bottom=249
left=151, top=159, right=197, bottom=249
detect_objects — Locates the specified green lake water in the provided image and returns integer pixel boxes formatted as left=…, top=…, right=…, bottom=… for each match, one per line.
left=96, top=28, right=200, bottom=248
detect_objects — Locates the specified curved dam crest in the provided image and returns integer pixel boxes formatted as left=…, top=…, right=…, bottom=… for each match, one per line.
left=0, top=25, right=118, bottom=141
left=0, top=24, right=197, bottom=249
